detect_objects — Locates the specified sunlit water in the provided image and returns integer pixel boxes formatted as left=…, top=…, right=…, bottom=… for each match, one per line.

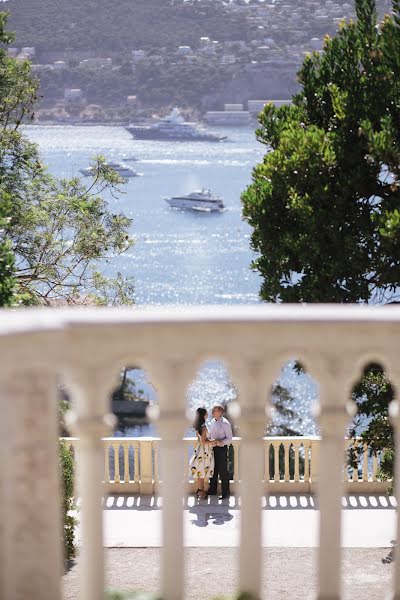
left=25, top=124, right=319, bottom=435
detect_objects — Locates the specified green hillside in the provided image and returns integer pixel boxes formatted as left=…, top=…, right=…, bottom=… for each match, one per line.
left=6, top=0, right=251, bottom=52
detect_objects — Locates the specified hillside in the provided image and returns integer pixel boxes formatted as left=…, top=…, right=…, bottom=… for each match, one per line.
left=6, top=0, right=251, bottom=52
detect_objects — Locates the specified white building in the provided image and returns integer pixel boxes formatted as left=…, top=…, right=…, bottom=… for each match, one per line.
left=132, top=50, right=146, bottom=62
left=224, top=103, right=244, bottom=112
left=64, top=88, right=83, bottom=102
left=177, top=45, right=193, bottom=56
left=205, top=104, right=251, bottom=126
left=7, top=47, right=18, bottom=58
left=248, top=99, right=291, bottom=115
left=21, top=46, right=35, bottom=58
left=79, top=57, right=112, bottom=68
left=54, top=61, right=67, bottom=71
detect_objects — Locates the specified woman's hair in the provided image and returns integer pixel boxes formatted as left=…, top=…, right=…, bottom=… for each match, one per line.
left=194, top=407, right=207, bottom=436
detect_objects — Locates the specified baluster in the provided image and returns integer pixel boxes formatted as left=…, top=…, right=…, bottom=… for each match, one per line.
left=304, top=441, right=310, bottom=484
left=149, top=361, right=193, bottom=600
left=264, top=440, right=270, bottom=483
left=352, top=441, right=359, bottom=483
left=65, top=366, right=116, bottom=600
left=0, top=367, right=63, bottom=600
left=372, top=452, right=379, bottom=482
left=284, top=442, right=290, bottom=482
left=113, top=442, right=120, bottom=483
left=134, top=441, right=140, bottom=484
left=294, top=442, right=300, bottom=482
left=343, top=439, right=351, bottom=483
left=231, top=359, right=274, bottom=599
left=123, top=442, right=130, bottom=483
left=273, top=441, right=280, bottom=482
left=310, top=438, right=320, bottom=493
left=314, top=361, right=355, bottom=600
left=362, top=443, right=369, bottom=482
left=104, top=443, right=110, bottom=483
left=153, top=440, right=160, bottom=484
left=139, top=440, right=154, bottom=494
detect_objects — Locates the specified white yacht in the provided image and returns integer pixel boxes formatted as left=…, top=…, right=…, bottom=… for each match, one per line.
left=164, top=189, right=225, bottom=212
left=126, top=108, right=227, bottom=142
left=80, top=161, right=140, bottom=178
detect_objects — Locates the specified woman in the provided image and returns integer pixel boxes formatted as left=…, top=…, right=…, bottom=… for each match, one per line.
left=190, top=407, right=215, bottom=499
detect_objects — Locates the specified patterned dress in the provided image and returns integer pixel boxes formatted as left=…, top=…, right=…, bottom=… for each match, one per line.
left=189, top=425, right=215, bottom=479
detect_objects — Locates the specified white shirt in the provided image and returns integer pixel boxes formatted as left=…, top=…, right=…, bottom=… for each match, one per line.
left=209, top=416, right=233, bottom=446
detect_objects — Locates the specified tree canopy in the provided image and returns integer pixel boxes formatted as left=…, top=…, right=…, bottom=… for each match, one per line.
left=0, top=12, right=135, bottom=306
left=242, top=0, right=400, bottom=303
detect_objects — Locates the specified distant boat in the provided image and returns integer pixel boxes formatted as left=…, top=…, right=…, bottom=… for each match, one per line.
left=121, top=155, right=139, bottom=162
left=126, top=108, right=227, bottom=142
left=80, top=160, right=140, bottom=178
left=164, top=188, right=225, bottom=212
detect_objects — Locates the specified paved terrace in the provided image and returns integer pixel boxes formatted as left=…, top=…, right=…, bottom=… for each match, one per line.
left=63, top=493, right=395, bottom=599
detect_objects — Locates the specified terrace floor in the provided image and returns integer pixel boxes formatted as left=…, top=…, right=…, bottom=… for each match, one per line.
left=88, top=494, right=396, bottom=548
left=63, top=494, right=396, bottom=599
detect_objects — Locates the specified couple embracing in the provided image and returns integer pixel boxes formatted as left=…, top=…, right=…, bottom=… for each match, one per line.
left=190, top=404, right=233, bottom=500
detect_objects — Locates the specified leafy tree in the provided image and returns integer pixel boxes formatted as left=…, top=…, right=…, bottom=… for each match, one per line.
left=0, top=13, right=134, bottom=305
left=242, top=0, right=400, bottom=304
left=242, top=0, right=400, bottom=476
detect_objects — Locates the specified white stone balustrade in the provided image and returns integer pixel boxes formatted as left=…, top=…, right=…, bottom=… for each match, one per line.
left=0, top=304, right=399, bottom=600
left=64, top=436, right=391, bottom=495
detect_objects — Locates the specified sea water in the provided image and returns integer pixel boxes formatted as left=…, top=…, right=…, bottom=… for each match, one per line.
left=25, top=124, right=319, bottom=435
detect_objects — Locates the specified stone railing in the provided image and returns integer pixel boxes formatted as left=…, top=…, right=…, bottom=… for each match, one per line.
left=63, top=436, right=390, bottom=495
left=1, top=305, right=400, bottom=600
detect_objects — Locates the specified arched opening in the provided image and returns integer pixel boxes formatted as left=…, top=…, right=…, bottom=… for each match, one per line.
left=346, top=362, right=394, bottom=490
left=266, top=359, right=319, bottom=487
left=186, top=360, right=237, bottom=498
left=111, top=366, right=158, bottom=437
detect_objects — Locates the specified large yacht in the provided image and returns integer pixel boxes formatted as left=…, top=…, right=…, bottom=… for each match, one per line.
left=164, top=189, right=225, bottom=212
left=80, top=161, right=140, bottom=178
left=126, top=108, right=226, bottom=142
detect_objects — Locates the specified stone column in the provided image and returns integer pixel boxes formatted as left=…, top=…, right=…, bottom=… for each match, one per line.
left=0, top=368, right=63, bottom=600
left=65, top=367, right=116, bottom=600
left=149, top=360, right=193, bottom=600
left=314, top=358, right=356, bottom=600
left=231, top=358, right=275, bottom=599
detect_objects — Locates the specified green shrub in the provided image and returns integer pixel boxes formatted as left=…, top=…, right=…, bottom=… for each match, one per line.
left=59, top=438, right=77, bottom=562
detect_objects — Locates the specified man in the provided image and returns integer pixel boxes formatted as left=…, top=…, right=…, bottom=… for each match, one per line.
left=208, top=403, right=233, bottom=499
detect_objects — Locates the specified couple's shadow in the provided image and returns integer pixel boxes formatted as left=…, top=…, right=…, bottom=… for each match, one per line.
left=189, top=502, right=234, bottom=528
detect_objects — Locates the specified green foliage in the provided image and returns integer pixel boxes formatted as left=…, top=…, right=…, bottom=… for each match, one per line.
left=59, top=438, right=76, bottom=562
left=242, top=0, right=400, bottom=475
left=349, top=364, right=394, bottom=480
left=242, top=0, right=400, bottom=304
left=0, top=12, right=135, bottom=305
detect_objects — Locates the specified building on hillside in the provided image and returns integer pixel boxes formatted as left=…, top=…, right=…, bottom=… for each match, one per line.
left=79, top=57, right=112, bottom=69
left=132, top=50, right=146, bottom=62
left=54, top=61, right=67, bottom=71
left=224, top=104, right=244, bottom=112
left=220, top=54, right=236, bottom=65
left=31, top=64, right=54, bottom=73
left=64, top=88, right=83, bottom=102
left=126, top=95, right=137, bottom=106
left=7, top=47, right=18, bottom=58
left=21, top=47, right=35, bottom=58
left=177, top=45, right=193, bottom=56
left=248, top=99, right=291, bottom=115
left=205, top=104, right=251, bottom=126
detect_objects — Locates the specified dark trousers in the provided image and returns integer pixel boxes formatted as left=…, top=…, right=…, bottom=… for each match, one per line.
left=209, top=446, right=230, bottom=496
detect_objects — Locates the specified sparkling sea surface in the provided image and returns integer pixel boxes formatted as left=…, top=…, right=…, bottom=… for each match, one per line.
left=25, top=124, right=319, bottom=435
